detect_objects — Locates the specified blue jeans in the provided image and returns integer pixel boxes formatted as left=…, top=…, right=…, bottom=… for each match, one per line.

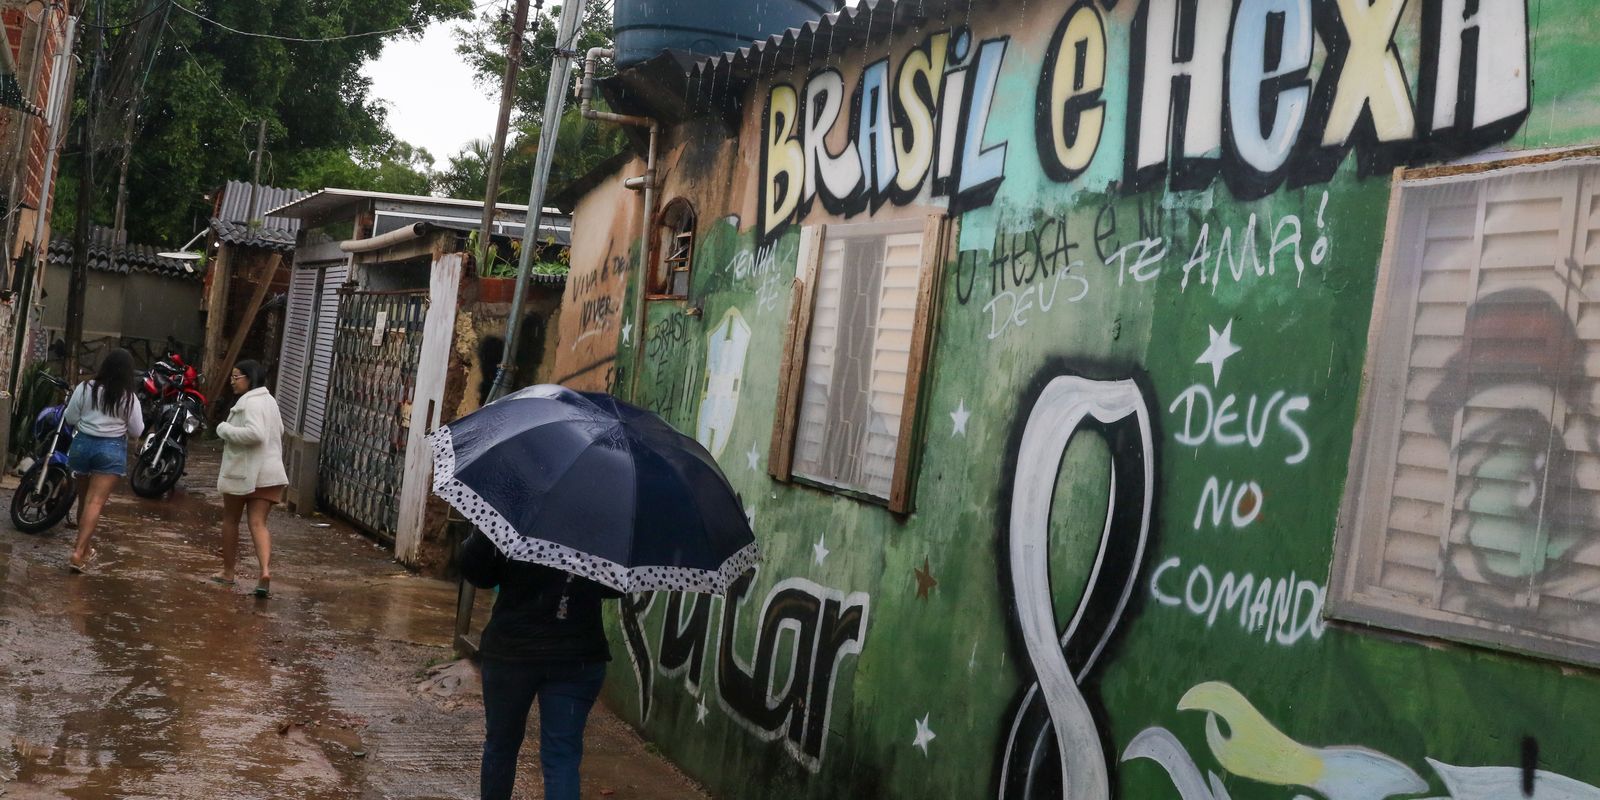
left=480, top=659, right=605, bottom=800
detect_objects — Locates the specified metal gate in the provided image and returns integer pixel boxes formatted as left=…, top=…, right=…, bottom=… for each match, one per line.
left=318, top=289, right=428, bottom=541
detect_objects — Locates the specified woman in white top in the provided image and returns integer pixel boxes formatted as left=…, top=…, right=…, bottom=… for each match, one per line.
left=64, top=348, right=144, bottom=573
left=213, top=359, right=287, bottom=597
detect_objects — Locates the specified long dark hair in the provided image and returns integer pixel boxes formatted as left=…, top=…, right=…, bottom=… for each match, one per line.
left=234, top=359, right=267, bottom=393
left=93, top=348, right=136, bottom=414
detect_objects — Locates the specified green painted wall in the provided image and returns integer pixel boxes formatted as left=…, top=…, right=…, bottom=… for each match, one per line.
left=585, top=0, right=1600, bottom=797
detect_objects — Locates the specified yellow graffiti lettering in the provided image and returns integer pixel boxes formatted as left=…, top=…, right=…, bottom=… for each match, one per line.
left=1322, top=0, right=1415, bottom=145
left=892, top=33, right=947, bottom=194
left=763, top=84, right=803, bottom=237
left=1042, top=2, right=1106, bottom=177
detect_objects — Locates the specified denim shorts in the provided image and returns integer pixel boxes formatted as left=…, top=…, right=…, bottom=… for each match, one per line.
left=67, top=434, right=128, bottom=477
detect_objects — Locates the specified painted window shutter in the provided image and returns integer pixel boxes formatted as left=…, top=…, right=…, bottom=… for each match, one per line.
left=1333, top=159, right=1600, bottom=668
left=790, top=220, right=932, bottom=501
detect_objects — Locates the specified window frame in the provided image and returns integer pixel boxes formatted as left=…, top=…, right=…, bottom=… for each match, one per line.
left=768, top=214, right=952, bottom=514
left=648, top=198, right=697, bottom=300
left=1328, top=151, right=1600, bottom=669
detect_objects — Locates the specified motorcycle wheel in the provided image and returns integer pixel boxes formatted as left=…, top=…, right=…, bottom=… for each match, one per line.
left=10, top=462, right=76, bottom=534
left=130, top=447, right=186, bottom=498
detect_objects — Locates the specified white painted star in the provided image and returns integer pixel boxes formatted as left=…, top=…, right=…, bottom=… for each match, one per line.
left=695, top=696, right=709, bottom=724
left=813, top=533, right=830, bottom=566
left=1195, top=320, right=1243, bottom=387
left=950, top=399, right=971, bottom=437
left=746, top=443, right=761, bottom=472
left=622, top=320, right=633, bottom=344
left=912, top=714, right=936, bottom=756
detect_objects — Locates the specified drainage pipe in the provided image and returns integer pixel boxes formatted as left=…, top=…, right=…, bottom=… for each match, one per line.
left=579, top=46, right=658, bottom=402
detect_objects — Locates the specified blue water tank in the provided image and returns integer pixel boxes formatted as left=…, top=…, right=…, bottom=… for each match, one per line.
left=613, top=0, right=839, bottom=67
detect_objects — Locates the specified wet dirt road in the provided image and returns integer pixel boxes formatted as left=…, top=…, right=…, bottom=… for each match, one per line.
left=0, top=445, right=708, bottom=800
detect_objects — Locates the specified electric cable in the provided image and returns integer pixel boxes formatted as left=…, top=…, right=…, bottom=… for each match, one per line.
left=169, top=0, right=502, bottom=44
left=79, top=0, right=170, bottom=31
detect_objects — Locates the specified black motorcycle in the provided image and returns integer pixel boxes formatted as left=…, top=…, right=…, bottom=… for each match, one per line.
left=10, top=373, right=77, bottom=533
left=129, top=390, right=205, bottom=498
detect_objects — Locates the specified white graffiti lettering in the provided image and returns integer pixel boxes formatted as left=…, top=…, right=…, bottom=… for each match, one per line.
left=1151, top=557, right=1326, bottom=646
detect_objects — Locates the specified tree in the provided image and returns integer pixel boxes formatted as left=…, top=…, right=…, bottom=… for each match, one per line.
left=284, top=140, right=437, bottom=198
left=54, top=0, right=473, bottom=245
left=454, top=0, right=614, bottom=125
left=438, top=0, right=629, bottom=204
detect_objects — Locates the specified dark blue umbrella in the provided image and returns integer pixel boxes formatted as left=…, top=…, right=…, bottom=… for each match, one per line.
left=427, top=384, right=759, bottom=594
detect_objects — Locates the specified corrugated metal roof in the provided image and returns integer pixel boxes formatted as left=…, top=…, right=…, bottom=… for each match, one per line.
left=209, top=180, right=308, bottom=250
left=266, top=188, right=565, bottom=221
left=215, top=180, right=307, bottom=230
left=689, top=0, right=941, bottom=88
left=48, top=228, right=201, bottom=282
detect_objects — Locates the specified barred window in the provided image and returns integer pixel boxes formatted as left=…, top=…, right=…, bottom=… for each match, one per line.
left=770, top=216, right=949, bottom=511
left=1330, top=155, right=1600, bottom=667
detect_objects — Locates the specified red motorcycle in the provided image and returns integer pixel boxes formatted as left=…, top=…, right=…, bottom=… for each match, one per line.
left=131, top=352, right=207, bottom=498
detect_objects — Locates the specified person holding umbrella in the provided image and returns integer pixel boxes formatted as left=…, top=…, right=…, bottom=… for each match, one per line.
left=461, top=531, right=621, bottom=800
left=428, top=384, right=760, bottom=799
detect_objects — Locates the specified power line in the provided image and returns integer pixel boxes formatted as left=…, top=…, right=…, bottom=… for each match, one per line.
left=170, top=0, right=502, bottom=44
left=80, top=0, right=171, bottom=31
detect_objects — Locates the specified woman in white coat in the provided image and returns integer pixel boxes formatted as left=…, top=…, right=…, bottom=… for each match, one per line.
left=212, top=359, right=287, bottom=597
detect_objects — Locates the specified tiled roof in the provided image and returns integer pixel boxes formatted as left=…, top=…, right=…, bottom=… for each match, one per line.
left=47, top=230, right=200, bottom=282
left=209, top=218, right=297, bottom=251
left=210, top=180, right=308, bottom=250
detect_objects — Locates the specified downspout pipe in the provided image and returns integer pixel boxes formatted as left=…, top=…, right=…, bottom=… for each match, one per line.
left=579, top=46, right=657, bottom=402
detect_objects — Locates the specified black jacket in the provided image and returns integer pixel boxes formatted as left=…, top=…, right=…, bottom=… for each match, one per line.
left=460, top=530, right=623, bottom=663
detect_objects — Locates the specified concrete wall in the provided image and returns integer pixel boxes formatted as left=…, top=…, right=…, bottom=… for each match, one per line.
left=42, top=265, right=203, bottom=370
left=573, top=1, right=1600, bottom=798
left=553, top=165, right=643, bottom=392
left=123, top=271, right=203, bottom=350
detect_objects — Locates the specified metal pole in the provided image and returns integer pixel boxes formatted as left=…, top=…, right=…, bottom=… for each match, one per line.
left=246, top=119, right=266, bottom=226
left=475, top=0, right=536, bottom=276
left=484, top=0, right=582, bottom=402
left=459, top=0, right=584, bottom=657
left=63, top=6, right=105, bottom=382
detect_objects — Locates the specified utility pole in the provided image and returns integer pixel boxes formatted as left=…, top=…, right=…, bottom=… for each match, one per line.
left=63, top=5, right=105, bottom=382
left=460, top=0, right=584, bottom=658
left=475, top=0, right=538, bottom=276
left=246, top=119, right=266, bottom=226
left=484, top=0, right=582, bottom=402
left=111, top=134, right=131, bottom=232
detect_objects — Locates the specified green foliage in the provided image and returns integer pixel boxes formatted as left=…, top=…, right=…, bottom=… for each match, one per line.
left=55, top=0, right=473, bottom=244
left=454, top=0, right=614, bottom=125
left=282, top=141, right=438, bottom=197
left=437, top=0, right=629, bottom=205
left=468, top=229, right=570, bottom=278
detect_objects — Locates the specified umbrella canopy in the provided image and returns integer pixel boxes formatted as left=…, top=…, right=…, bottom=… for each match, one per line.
left=428, top=384, right=759, bottom=594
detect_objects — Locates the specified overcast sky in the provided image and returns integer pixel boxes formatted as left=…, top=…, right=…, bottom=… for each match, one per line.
left=363, top=20, right=499, bottom=163
left=366, top=1, right=862, bottom=163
